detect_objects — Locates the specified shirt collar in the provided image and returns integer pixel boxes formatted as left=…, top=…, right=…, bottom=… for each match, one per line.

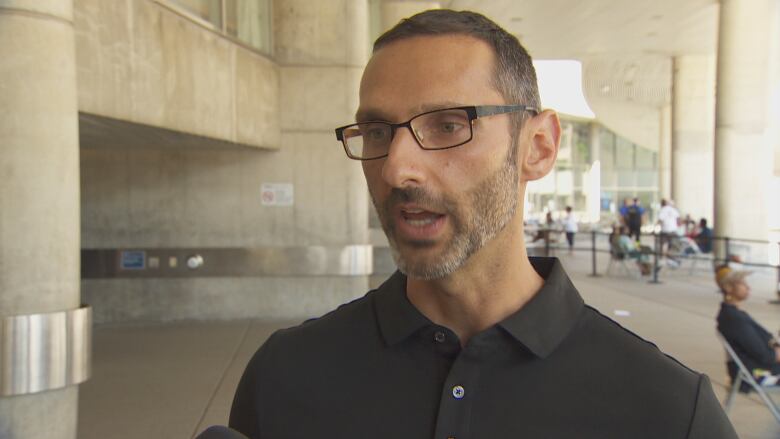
left=498, top=257, right=584, bottom=358
left=373, top=257, right=584, bottom=357
left=374, top=270, right=431, bottom=346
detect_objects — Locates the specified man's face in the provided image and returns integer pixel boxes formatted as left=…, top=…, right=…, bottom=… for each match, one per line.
left=357, top=35, right=520, bottom=280
left=727, top=279, right=751, bottom=301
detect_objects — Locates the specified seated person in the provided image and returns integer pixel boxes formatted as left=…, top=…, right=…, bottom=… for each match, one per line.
left=716, top=265, right=780, bottom=390
left=695, top=218, right=713, bottom=253
left=613, top=226, right=654, bottom=275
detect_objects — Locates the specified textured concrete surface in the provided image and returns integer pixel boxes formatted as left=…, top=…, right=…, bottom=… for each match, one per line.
left=0, top=4, right=81, bottom=316
left=78, top=253, right=780, bottom=438
left=714, top=0, right=775, bottom=243
left=78, top=0, right=372, bottom=324
left=671, top=54, right=716, bottom=222
left=73, top=0, right=279, bottom=149
left=82, top=276, right=368, bottom=324
left=1, top=2, right=82, bottom=438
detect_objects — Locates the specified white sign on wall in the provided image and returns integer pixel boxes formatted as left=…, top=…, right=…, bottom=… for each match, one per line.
left=260, top=183, right=294, bottom=206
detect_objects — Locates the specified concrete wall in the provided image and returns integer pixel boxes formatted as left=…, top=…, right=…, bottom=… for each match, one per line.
left=78, top=0, right=372, bottom=323
left=74, top=0, right=279, bottom=149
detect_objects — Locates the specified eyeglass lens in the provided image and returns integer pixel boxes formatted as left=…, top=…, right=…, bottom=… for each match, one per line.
left=343, top=108, right=472, bottom=159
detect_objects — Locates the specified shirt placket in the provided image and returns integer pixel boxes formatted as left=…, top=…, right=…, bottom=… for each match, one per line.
left=432, top=348, right=480, bottom=439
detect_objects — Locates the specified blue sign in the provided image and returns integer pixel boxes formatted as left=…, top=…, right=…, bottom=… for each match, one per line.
left=120, top=250, right=146, bottom=270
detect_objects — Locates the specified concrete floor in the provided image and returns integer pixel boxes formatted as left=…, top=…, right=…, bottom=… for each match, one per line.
left=77, top=252, right=780, bottom=438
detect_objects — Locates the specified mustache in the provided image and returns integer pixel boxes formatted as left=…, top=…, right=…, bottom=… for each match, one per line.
left=384, top=187, right=451, bottom=214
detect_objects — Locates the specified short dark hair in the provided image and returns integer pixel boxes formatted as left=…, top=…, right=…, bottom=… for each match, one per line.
left=374, top=9, right=541, bottom=137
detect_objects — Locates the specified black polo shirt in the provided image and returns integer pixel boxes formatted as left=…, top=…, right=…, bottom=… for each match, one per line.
left=230, top=258, right=737, bottom=439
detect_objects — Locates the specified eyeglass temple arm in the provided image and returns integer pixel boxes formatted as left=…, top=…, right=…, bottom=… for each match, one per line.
left=475, top=105, right=540, bottom=118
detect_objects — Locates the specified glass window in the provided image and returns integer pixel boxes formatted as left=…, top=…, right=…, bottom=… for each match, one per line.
left=171, top=0, right=223, bottom=27
left=225, top=0, right=272, bottom=54
left=167, top=0, right=273, bottom=55
left=635, top=146, right=655, bottom=170
left=615, top=137, right=634, bottom=169
left=599, top=130, right=615, bottom=171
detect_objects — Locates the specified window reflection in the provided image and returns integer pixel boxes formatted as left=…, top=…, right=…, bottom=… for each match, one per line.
left=168, top=0, right=272, bottom=54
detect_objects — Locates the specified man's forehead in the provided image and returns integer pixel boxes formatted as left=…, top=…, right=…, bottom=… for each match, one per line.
left=357, top=34, right=500, bottom=120
left=363, top=34, right=495, bottom=76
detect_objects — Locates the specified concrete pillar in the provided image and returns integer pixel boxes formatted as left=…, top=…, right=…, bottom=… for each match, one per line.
left=273, top=0, right=370, bottom=244
left=671, top=55, right=716, bottom=222
left=0, top=1, right=82, bottom=438
left=714, top=0, right=775, bottom=248
left=380, top=0, right=440, bottom=32
left=586, top=123, right=601, bottom=223
left=658, top=104, right=672, bottom=201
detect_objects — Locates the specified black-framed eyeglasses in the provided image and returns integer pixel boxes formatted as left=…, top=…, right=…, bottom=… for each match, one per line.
left=334, top=105, right=540, bottom=161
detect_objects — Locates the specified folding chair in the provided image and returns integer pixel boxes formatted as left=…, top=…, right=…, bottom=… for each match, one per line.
left=605, top=241, right=642, bottom=279
left=671, top=237, right=714, bottom=275
left=716, top=332, right=780, bottom=423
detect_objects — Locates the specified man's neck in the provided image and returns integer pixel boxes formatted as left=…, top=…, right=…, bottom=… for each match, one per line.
left=405, top=221, right=544, bottom=347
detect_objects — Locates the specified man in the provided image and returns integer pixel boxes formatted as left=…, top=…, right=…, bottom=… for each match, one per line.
left=562, top=205, right=577, bottom=254
left=658, top=198, right=681, bottom=260
left=623, top=197, right=644, bottom=242
left=695, top=218, right=714, bottom=254
left=230, top=10, right=737, bottom=438
left=716, top=265, right=780, bottom=389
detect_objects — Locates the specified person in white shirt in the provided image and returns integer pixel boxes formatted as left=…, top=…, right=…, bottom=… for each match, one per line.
left=562, top=206, right=578, bottom=255
left=657, top=199, right=680, bottom=261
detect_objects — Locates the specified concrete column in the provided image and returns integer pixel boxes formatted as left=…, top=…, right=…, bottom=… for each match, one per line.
left=769, top=0, right=780, bottom=259
left=714, top=0, right=775, bottom=247
left=671, top=55, right=716, bottom=222
left=0, top=1, right=81, bottom=438
left=380, top=1, right=440, bottom=32
left=658, top=104, right=672, bottom=200
left=586, top=122, right=601, bottom=223
left=272, top=0, right=370, bottom=243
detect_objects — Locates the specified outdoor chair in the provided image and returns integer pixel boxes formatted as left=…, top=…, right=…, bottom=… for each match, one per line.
left=716, top=332, right=780, bottom=423
left=605, top=240, right=642, bottom=279
left=668, top=236, right=714, bottom=275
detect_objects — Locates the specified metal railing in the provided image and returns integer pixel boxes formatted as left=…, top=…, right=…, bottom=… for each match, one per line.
left=529, top=228, right=780, bottom=299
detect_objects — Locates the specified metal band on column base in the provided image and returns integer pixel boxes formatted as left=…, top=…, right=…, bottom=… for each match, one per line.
left=1, top=305, right=91, bottom=396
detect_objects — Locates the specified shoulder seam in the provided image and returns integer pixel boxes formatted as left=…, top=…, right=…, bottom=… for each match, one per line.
left=584, top=304, right=699, bottom=376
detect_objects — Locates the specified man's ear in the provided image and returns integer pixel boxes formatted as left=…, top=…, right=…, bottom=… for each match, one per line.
left=521, top=110, right=560, bottom=182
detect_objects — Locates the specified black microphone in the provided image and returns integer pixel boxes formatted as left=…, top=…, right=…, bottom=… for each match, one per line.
left=195, top=425, right=250, bottom=439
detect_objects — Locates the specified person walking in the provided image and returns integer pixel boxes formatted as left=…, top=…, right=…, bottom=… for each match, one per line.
left=562, top=206, right=578, bottom=255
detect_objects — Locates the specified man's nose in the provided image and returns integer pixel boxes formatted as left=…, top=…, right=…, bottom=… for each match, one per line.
left=380, top=125, right=427, bottom=188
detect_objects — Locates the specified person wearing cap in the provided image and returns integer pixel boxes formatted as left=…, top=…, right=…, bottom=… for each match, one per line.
left=716, top=265, right=780, bottom=389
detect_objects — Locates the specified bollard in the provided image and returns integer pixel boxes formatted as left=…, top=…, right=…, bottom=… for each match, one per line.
left=589, top=230, right=600, bottom=277
left=649, top=232, right=661, bottom=284
left=724, top=237, right=731, bottom=264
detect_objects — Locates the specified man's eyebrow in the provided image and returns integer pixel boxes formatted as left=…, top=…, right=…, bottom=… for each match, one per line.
left=355, top=108, right=391, bottom=122
left=355, top=101, right=466, bottom=123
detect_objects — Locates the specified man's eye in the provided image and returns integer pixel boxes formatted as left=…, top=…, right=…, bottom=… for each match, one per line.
left=367, top=129, right=387, bottom=139
left=438, top=122, right=463, bottom=134
left=360, top=125, right=388, bottom=140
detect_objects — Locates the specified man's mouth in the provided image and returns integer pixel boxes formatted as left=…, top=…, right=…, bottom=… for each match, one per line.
left=392, top=205, right=448, bottom=241
left=401, top=208, right=445, bottom=227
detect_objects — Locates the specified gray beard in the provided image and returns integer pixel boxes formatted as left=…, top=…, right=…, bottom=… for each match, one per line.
left=371, top=153, right=519, bottom=280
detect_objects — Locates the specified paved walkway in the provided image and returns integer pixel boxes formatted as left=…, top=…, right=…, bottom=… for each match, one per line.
left=78, top=253, right=780, bottom=438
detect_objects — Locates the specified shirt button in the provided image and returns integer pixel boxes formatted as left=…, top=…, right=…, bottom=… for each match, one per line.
left=434, top=331, right=446, bottom=343
left=452, top=385, right=465, bottom=399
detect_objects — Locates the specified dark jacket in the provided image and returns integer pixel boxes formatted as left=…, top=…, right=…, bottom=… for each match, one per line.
left=717, top=302, right=780, bottom=384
